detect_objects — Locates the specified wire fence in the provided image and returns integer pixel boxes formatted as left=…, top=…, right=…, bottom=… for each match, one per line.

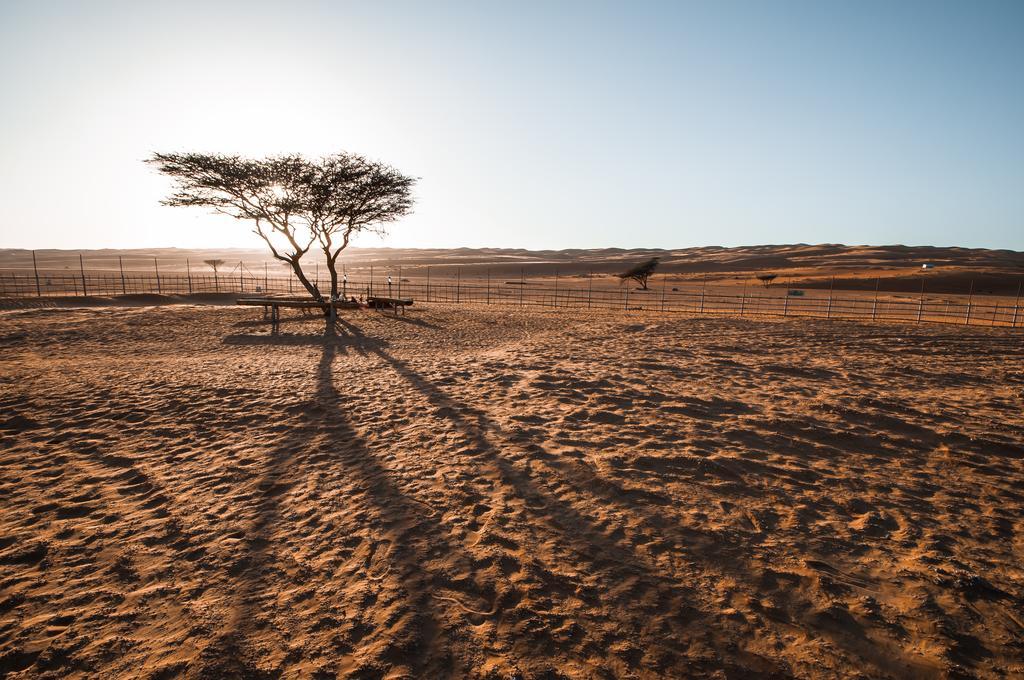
left=1, top=264, right=1021, bottom=329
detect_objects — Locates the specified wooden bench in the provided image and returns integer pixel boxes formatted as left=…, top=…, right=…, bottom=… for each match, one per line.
left=366, top=296, right=414, bottom=315
left=237, top=297, right=360, bottom=331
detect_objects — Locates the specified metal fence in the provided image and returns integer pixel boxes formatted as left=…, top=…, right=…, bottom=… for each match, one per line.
left=1, top=267, right=1020, bottom=329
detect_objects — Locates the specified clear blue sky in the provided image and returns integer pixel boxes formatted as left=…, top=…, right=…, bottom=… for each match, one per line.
left=1, top=0, right=1021, bottom=250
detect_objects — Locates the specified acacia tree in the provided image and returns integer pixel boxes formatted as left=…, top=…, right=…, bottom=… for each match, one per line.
left=147, top=152, right=416, bottom=307
left=618, top=257, right=660, bottom=290
left=756, top=273, right=778, bottom=288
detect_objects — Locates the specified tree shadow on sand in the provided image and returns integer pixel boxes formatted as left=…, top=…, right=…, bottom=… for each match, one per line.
left=212, top=316, right=991, bottom=678
left=214, top=322, right=660, bottom=678
left=206, top=326, right=462, bottom=678
left=330, top=318, right=799, bottom=678
left=207, top=323, right=730, bottom=677
left=331, top=317, right=996, bottom=679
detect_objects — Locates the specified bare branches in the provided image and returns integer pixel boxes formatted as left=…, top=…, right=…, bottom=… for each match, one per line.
left=147, top=152, right=315, bottom=263
left=299, top=153, right=416, bottom=298
left=305, top=154, right=415, bottom=246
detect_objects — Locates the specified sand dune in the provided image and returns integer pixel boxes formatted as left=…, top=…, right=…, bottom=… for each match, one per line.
left=1, top=304, right=1023, bottom=678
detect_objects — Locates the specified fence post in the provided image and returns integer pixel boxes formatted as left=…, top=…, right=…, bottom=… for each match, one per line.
left=397, top=266, right=402, bottom=299
left=118, top=256, right=126, bottom=295
left=992, top=304, right=999, bottom=327
left=965, top=280, right=974, bottom=325
left=520, top=268, right=524, bottom=307
left=186, top=259, right=192, bottom=294
left=740, top=280, right=747, bottom=316
left=264, top=262, right=268, bottom=292
left=825, top=276, right=834, bottom=319
left=871, top=277, right=879, bottom=321
left=238, top=261, right=243, bottom=293
left=368, top=265, right=371, bottom=297
left=699, top=274, right=706, bottom=314
left=783, top=292, right=789, bottom=317
left=917, top=278, right=925, bottom=323
left=154, top=258, right=162, bottom=294
left=486, top=269, right=490, bottom=304
left=624, top=286, right=629, bottom=310
left=426, top=266, right=430, bottom=302
left=587, top=271, right=593, bottom=309
left=456, top=267, right=461, bottom=303
left=1012, top=281, right=1021, bottom=329
left=32, top=250, right=41, bottom=297
left=553, top=269, right=558, bottom=308
left=79, top=253, right=87, bottom=296
left=660, top=276, right=667, bottom=313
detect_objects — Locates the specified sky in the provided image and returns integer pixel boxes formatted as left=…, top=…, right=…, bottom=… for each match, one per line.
left=0, top=0, right=1022, bottom=251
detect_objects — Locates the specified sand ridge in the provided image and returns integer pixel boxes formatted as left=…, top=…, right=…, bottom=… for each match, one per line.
left=1, top=305, right=1023, bottom=678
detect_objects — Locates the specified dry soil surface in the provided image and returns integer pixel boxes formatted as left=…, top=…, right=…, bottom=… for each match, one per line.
left=1, top=304, right=1023, bottom=679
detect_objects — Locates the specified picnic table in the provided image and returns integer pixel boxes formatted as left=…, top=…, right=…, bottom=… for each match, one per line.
left=237, top=296, right=360, bottom=331
left=366, top=296, right=414, bottom=315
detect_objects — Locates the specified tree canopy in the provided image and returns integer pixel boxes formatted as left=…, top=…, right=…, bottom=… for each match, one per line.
left=147, top=152, right=416, bottom=303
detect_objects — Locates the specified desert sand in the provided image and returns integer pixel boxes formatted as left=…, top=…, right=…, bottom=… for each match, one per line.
left=1, top=302, right=1023, bottom=679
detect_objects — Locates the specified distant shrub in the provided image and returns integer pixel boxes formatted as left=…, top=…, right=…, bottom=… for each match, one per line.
left=618, top=258, right=660, bottom=290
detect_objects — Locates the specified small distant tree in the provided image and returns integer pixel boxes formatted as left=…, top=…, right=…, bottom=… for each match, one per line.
left=618, top=257, right=659, bottom=290
left=756, top=273, right=777, bottom=288
left=204, top=258, right=225, bottom=292
left=148, top=152, right=416, bottom=310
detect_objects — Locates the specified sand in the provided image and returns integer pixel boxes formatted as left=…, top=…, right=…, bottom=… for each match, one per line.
left=1, top=303, right=1023, bottom=679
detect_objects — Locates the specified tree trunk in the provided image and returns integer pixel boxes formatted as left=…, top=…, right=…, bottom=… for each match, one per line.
left=288, top=258, right=324, bottom=307
left=325, top=250, right=340, bottom=301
